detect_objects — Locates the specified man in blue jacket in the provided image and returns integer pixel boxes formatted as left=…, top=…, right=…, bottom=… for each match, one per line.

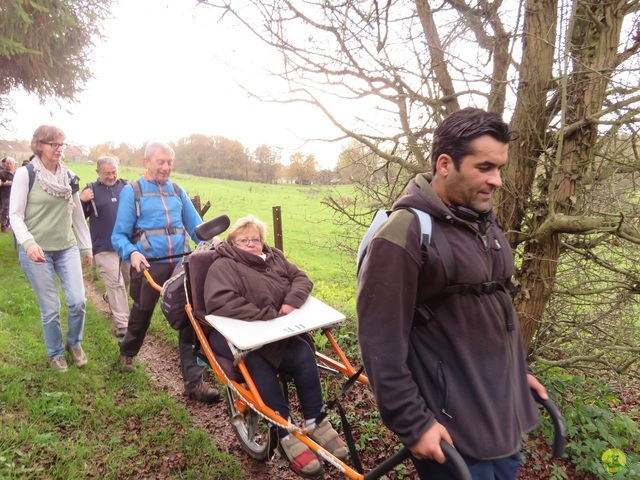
left=80, top=155, right=130, bottom=337
left=112, top=141, right=219, bottom=403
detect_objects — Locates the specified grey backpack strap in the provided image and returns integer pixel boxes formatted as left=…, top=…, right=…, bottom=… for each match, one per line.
left=428, top=217, right=456, bottom=288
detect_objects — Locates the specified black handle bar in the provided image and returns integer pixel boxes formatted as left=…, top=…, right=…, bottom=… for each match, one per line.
left=364, top=389, right=566, bottom=479
left=531, top=390, right=567, bottom=458
left=364, top=441, right=471, bottom=480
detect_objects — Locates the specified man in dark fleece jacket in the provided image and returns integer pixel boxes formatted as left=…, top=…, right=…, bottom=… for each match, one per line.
left=357, top=107, right=548, bottom=480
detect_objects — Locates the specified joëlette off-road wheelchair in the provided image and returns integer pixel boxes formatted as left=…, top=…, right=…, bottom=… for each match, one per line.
left=142, top=215, right=566, bottom=480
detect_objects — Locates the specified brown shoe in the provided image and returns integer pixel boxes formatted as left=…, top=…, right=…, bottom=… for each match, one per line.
left=183, top=382, right=220, bottom=403
left=66, top=344, right=88, bottom=367
left=308, top=418, right=349, bottom=461
left=49, top=355, right=68, bottom=372
left=119, top=354, right=136, bottom=372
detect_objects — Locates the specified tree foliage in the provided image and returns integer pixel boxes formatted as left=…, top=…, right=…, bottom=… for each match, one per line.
left=253, top=144, right=281, bottom=184
left=288, top=152, right=318, bottom=184
left=88, top=142, right=141, bottom=167
left=0, top=0, right=112, bottom=122
left=201, top=0, right=640, bottom=376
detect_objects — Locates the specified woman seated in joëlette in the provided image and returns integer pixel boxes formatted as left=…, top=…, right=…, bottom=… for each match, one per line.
left=204, top=214, right=347, bottom=479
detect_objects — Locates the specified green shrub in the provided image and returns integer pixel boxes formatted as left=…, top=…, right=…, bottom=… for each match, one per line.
left=533, top=373, right=639, bottom=477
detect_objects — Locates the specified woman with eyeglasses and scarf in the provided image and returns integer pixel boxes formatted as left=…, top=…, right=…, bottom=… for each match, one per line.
left=10, top=125, right=92, bottom=373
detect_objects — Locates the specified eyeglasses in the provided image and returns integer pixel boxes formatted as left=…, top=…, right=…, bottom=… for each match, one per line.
left=40, top=142, right=66, bottom=149
left=235, top=237, right=262, bottom=246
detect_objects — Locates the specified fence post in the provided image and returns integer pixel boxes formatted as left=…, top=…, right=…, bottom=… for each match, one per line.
left=192, top=195, right=202, bottom=217
left=272, top=206, right=283, bottom=251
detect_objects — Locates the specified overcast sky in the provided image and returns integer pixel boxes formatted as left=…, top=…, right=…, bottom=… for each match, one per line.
left=4, top=1, right=345, bottom=168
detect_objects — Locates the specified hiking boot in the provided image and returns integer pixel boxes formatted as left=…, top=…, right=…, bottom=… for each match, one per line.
left=115, top=327, right=127, bottom=338
left=308, top=418, right=349, bottom=461
left=119, top=354, right=136, bottom=372
left=278, top=435, right=323, bottom=478
left=50, top=355, right=68, bottom=372
left=183, top=382, right=220, bottom=403
left=66, top=344, right=88, bottom=367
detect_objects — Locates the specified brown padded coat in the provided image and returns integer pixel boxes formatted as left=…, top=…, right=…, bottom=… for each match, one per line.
left=357, top=174, right=539, bottom=460
left=204, top=241, right=313, bottom=368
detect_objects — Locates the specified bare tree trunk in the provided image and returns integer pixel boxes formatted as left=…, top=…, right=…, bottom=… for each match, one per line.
left=506, top=0, right=627, bottom=351
left=517, top=235, right=561, bottom=350
left=497, top=0, right=557, bottom=240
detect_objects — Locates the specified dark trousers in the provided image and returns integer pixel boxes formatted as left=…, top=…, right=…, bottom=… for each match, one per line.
left=209, top=330, right=323, bottom=437
left=0, top=190, right=9, bottom=227
left=412, top=451, right=521, bottom=480
left=120, top=262, right=203, bottom=388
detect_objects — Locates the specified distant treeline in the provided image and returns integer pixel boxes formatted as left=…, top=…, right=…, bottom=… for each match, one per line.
left=89, top=134, right=341, bottom=185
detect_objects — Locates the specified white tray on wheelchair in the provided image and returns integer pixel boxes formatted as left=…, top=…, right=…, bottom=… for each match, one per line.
left=204, top=296, right=345, bottom=350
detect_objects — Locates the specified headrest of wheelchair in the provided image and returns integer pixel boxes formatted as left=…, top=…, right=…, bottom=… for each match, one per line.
left=195, top=214, right=230, bottom=241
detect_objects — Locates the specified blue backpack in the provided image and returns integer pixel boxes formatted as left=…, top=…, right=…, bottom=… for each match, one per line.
left=357, top=207, right=433, bottom=281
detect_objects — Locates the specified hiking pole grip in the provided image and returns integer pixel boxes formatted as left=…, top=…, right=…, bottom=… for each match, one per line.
left=140, top=264, right=163, bottom=292
left=531, top=389, right=567, bottom=458
left=363, top=441, right=471, bottom=480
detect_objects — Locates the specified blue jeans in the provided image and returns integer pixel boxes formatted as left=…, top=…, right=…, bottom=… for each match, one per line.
left=412, top=451, right=521, bottom=480
left=19, top=245, right=86, bottom=358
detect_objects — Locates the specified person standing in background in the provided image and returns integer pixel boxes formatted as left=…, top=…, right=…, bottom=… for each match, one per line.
left=80, top=155, right=130, bottom=337
left=0, top=157, right=16, bottom=232
left=10, top=126, right=92, bottom=372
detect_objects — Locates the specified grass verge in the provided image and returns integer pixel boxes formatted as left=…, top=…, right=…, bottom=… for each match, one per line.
left=0, top=233, right=242, bottom=479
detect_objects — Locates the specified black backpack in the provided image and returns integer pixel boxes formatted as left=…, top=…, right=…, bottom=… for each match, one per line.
left=357, top=207, right=518, bottom=311
left=159, top=260, right=189, bottom=330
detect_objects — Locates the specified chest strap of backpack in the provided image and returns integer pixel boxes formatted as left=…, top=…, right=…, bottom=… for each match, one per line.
left=444, top=277, right=518, bottom=295
left=415, top=218, right=518, bottom=323
left=131, top=180, right=186, bottom=251
left=427, top=214, right=519, bottom=296
left=132, top=227, right=187, bottom=252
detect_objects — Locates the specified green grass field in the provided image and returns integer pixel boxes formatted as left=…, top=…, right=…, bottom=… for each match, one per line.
left=0, top=232, right=243, bottom=479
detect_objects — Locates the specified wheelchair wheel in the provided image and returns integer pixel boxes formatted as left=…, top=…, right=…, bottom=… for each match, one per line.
left=226, top=386, right=278, bottom=460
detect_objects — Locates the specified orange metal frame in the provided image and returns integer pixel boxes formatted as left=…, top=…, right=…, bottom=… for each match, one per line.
left=139, top=264, right=372, bottom=479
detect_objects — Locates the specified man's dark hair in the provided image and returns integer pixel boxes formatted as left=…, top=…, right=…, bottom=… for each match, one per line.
left=431, top=107, right=515, bottom=173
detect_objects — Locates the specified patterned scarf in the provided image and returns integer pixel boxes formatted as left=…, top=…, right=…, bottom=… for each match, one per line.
left=31, top=156, right=75, bottom=213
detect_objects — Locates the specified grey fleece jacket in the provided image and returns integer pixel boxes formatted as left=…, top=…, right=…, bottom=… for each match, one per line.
left=357, top=173, right=538, bottom=459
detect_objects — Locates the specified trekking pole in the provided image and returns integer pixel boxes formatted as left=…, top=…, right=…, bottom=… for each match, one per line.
left=363, top=441, right=471, bottom=480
